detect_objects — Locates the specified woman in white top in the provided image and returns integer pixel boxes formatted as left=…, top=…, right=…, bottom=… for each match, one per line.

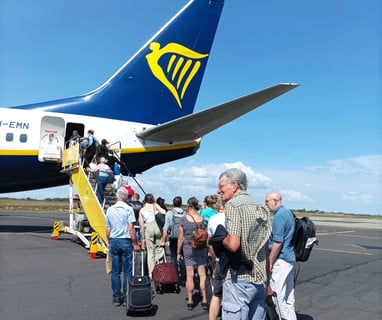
left=88, top=157, right=113, bottom=204
left=139, top=193, right=167, bottom=277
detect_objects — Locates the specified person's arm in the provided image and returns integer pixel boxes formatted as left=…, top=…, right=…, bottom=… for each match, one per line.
left=128, top=222, right=140, bottom=252
left=106, top=227, right=111, bottom=243
left=222, top=233, right=240, bottom=252
left=105, top=214, right=111, bottom=245
left=265, top=244, right=273, bottom=295
left=268, top=242, right=282, bottom=272
left=138, top=210, right=146, bottom=250
left=206, top=220, right=216, bottom=259
left=207, top=236, right=216, bottom=261
left=160, top=230, right=168, bottom=247
left=177, top=226, right=184, bottom=261
left=154, top=203, right=166, bottom=214
left=160, top=211, right=173, bottom=246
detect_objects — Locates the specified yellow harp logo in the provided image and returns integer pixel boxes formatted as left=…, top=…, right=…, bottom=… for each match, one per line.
left=146, top=42, right=209, bottom=108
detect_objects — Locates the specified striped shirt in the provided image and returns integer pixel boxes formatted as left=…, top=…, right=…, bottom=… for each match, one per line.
left=105, top=201, right=135, bottom=239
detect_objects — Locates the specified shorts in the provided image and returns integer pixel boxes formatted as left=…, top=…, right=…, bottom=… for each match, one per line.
left=213, top=259, right=224, bottom=297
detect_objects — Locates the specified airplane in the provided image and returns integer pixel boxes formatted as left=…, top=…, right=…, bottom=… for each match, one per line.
left=0, top=0, right=298, bottom=194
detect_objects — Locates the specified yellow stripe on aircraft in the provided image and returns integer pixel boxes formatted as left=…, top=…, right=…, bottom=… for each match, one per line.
left=0, top=150, right=38, bottom=156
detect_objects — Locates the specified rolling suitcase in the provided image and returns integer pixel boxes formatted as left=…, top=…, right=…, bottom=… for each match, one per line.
left=126, top=251, right=152, bottom=315
left=152, top=249, right=180, bottom=294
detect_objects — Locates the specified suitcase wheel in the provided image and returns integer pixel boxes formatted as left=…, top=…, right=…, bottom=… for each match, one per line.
left=156, top=284, right=163, bottom=294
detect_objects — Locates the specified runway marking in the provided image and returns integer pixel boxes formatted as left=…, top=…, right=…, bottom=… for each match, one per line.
left=316, top=247, right=374, bottom=256
left=339, top=234, right=381, bottom=240
left=0, top=232, right=48, bottom=236
left=317, top=230, right=355, bottom=236
left=349, top=244, right=364, bottom=250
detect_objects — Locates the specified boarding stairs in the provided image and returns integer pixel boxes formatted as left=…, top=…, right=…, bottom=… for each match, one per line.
left=50, top=142, right=137, bottom=258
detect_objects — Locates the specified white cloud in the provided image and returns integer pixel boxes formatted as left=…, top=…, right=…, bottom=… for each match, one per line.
left=341, top=191, right=373, bottom=204
left=139, top=155, right=382, bottom=215
left=2, top=155, right=381, bottom=215
left=307, top=154, right=382, bottom=176
left=279, top=189, right=312, bottom=203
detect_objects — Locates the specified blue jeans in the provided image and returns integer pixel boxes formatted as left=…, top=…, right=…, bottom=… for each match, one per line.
left=96, top=175, right=109, bottom=204
left=222, top=278, right=266, bottom=320
left=109, top=238, right=133, bottom=299
left=169, top=238, right=186, bottom=283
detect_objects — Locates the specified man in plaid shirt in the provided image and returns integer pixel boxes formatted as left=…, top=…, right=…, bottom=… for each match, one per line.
left=218, top=168, right=271, bottom=320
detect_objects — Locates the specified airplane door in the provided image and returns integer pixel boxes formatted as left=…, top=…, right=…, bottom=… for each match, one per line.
left=38, top=116, right=65, bottom=162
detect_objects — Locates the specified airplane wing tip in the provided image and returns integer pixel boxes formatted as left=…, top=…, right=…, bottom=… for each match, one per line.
left=280, top=82, right=300, bottom=88
left=279, top=82, right=299, bottom=86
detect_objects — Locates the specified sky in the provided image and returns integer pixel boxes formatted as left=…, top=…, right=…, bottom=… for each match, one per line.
left=0, top=0, right=381, bottom=215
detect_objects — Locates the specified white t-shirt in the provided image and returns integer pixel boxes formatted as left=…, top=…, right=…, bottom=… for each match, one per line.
left=140, top=208, right=156, bottom=224
left=207, top=212, right=226, bottom=236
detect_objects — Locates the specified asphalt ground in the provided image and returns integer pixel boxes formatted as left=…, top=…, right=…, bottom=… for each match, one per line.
left=0, top=211, right=381, bottom=320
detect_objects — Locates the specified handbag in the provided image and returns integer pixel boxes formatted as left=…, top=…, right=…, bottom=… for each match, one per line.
left=155, top=212, right=166, bottom=232
left=106, top=251, right=112, bottom=275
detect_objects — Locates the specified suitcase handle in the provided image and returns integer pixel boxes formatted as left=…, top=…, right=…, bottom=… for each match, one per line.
left=132, top=250, right=145, bottom=277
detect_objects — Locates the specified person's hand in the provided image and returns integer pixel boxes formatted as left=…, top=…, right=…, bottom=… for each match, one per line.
left=133, top=243, right=140, bottom=252
left=141, top=240, right=146, bottom=251
left=267, top=285, right=274, bottom=296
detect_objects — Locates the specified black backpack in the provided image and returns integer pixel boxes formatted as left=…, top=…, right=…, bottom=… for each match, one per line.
left=128, top=201, right=142, bottom=222
left=291, top=213, right=319, bottom=262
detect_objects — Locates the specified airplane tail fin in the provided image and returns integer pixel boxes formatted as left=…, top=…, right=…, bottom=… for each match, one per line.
left=20, top=0, right=225, bottom=125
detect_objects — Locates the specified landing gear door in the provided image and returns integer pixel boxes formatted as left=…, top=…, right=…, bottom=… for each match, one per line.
left=38, top=116, right=65, bottom=162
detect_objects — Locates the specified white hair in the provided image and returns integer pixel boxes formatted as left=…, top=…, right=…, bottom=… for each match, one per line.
left=116, top=187, right=128, bottom=201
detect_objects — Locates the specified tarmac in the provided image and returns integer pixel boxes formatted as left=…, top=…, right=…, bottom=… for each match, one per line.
left=0, top=211, right=381, bottom=320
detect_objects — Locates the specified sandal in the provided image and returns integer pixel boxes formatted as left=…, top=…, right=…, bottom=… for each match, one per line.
left=187, top=303, right=194, bottom=310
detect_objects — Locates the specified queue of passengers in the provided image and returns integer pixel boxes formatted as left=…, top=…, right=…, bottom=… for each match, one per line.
left=105, top=169, right=296, bottom=319
left=67, top=132, right=296, bottom=319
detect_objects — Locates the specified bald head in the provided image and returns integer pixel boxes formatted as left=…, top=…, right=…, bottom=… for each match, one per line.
left=265, top=191, right=282, bottom=212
